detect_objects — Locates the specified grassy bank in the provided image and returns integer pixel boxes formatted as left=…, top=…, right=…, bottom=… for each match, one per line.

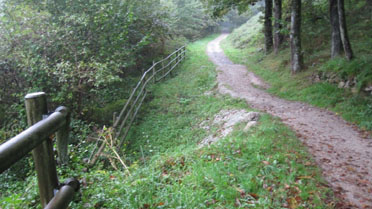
left=1, top=36, right=334, bottom=208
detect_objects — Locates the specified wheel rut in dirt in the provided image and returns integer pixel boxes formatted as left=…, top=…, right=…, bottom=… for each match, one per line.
left=207, top=34, right=372, bottom=208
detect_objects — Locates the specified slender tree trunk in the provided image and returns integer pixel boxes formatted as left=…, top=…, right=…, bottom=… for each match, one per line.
left=330, top=0, right=342, bottom=58
left=264, top=0, right=273, bottom=54
left=273, top=0, right=283, bottom=54
left=290, top=0, right=303, bottom=73
left=369, top=0, right=372, bottom=20
left=337, top=0, right=353, bottom=60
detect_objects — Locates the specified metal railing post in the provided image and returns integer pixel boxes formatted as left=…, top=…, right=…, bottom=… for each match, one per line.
left=25, top=92, right=59, bottom=207
left=152, top=61, right=156, bottom=83
left=161, top=60, right=165, bottom=80
left=183, top=47, right=186, bottom=61
left=173, top=51, right=178, bottom=76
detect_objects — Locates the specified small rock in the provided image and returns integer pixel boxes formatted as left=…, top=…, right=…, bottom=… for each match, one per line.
left=351, top=87, right=358, bottom=94
left=338, top=82, right=345, bottom=88
left=244, top=121, right=258, bottom=131
left=199, top=121, right=210, bottom=130
left=246, top=112, right=260, bottom=121
left=344, top=80, right=350, bottom=88
left=352, top=77, right=357, bottom=86
left=84, top=203, right=92, bottom=208
left=204, top=91, right=214, bottom=96
left=311, top=73, right=321, bottom=83
left=364, top=85, right=372, bottom=92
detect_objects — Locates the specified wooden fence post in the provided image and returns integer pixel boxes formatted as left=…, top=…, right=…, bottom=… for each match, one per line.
left=56, top=106, right=70, bottom=165
left=25, top=92, right=59, bottom=207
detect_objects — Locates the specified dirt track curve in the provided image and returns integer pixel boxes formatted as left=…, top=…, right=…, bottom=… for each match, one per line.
left=207, top=34, right=372, bottom=208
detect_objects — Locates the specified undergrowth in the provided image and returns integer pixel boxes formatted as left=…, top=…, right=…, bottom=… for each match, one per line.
left=0, top=36, right=334, bottom=208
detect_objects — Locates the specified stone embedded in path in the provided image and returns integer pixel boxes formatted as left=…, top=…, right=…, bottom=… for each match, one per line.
left=199, top=109, right=261, bottom=147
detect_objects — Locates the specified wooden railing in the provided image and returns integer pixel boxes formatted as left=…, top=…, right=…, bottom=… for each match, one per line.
left=0, top=92, right=79, bottom=209
left=113, top=45, right=186, bottom=150
left=0, top=45, right=187, bottom=207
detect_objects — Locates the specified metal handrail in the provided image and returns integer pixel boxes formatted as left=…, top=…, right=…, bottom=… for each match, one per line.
left=113, top=45, right=186, bottom=149
left=44, top=178, right=80, bottom=209
left=0, top=109, right=66, bottom=173
left=0, top=93, right=80, bottom=209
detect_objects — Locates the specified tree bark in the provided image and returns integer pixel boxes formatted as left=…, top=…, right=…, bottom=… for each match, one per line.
left=337, top=0, right=353, bottom=60
left=273, top=0, right=283, bottom=54
left=368, top=0, right=372, bottom=20
left=264, top=0, right=273, bottom=54
left=330, top=0, right=342, bottom=58
left=290, top=0, right=303, bottom=73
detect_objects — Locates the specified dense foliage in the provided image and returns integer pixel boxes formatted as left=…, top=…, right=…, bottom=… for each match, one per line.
left=0, top=0, right=233, bottom=139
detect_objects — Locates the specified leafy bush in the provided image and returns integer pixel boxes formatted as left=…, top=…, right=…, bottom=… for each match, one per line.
left=90, top=99, right=128, bottom=125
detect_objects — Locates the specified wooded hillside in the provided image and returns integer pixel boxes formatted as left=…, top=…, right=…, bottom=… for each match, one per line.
left=1, top=0, right=371, bottom=208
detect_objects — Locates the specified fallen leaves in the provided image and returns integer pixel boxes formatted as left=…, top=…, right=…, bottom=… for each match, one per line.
left=286, top=196, right=302, bottom=209
left=296, top=176, right=313, bottom=180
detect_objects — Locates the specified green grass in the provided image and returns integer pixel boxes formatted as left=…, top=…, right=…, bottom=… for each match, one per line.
left=227, top=12, right=263, bottom=49
left=221, top=38, right=372, bottom=132
left=0, top=36, right=335, bottom=208
left=76, top=36, right=334, bottom=208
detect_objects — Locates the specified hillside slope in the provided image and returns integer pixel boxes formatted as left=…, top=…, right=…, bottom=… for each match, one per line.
left=0, top=36, right=334, bottom=208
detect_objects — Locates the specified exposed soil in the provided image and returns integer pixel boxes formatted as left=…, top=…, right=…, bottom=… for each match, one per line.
left=207, top=34, right=372, bottom=208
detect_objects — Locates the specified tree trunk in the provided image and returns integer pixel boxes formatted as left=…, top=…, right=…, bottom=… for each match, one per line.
left=290, top=0, right=303, bottom=73
left=330, top=0, right=342, bottom=58
left=273, top=0, right=283, bottom=54
left=264, top=0, right=273, bottom=54
left=368, top=0, right=372, bottom=19
left=337, top=0, right=353, bottom=60
left=368, top=0, right=372, bottom=20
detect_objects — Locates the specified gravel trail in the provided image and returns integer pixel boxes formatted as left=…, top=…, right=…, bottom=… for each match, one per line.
left=207, top=34, right=372, bottom=208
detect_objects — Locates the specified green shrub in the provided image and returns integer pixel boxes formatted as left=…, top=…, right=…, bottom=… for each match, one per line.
left=89, top=99, right=127, bottom=124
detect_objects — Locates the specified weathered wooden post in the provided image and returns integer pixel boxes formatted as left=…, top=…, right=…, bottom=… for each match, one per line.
left=55, top=106, right=70, bottom=165
left=25, top=92, right=59, bottom=207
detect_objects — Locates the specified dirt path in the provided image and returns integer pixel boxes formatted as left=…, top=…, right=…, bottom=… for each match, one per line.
left=207, top=34, right=372, bottom=208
